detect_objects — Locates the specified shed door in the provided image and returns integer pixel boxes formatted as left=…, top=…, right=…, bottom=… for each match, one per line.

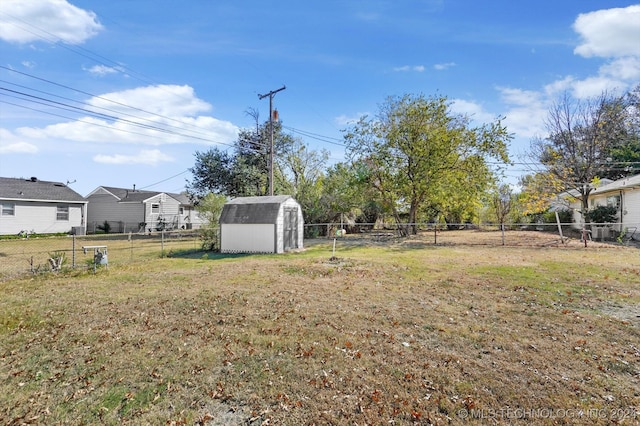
left=283, top=207, right=298, bottom=251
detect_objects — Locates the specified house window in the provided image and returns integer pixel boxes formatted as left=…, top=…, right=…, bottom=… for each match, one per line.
left=606, top=195, right=620, bottom=209
left=1, top=203, right=15, bottom=216
left=56, top=205, right=69, bottom=221
left=151, top=203, right=160, bottom=214
left=179, top=207, right=184, bottom=215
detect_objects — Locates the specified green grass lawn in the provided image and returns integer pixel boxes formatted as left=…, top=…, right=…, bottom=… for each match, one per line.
left=1, top=232, right=639, bottom=425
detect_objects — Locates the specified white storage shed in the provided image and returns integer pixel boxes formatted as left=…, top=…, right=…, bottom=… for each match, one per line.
left=219, top=195, right=304, bottom=254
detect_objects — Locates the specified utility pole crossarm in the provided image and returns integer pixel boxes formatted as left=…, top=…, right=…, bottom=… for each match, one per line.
left=258, top=85, right=286, bottom=196
left=258, top=85, right=286, bottom=100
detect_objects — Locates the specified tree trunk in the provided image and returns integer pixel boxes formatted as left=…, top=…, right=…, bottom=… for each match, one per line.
left=408, top=202, right=419, bottom=235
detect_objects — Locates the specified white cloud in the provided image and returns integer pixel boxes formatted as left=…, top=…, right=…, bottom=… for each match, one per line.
left=10, top=84, right=239, bottom=147
left=598, top=57, right=640, bottom=81
left=0, top=141, right=39, bottom=154
left=0, top=0, right=103, bottom=44
left=21, top=61, right=36, bottom=69
left=89, top=85, right=212, bottom=117
left=335, top=113, right=369, bottom=126
left=573, top=5, right=640, bottom=58
left=85, top=64, right=122, bottom=76
left=496, top=87, right=548, bottom=139
left=0, top=129, right=39, bottom=154
left=543, top=76, right=576, bottom=97
left=393, top=65, right=425, bottom=72
left=449, top=99, right=495, bottom=124
left=570, top=76, right=627, bottom=99
left=495, top=4, right=640, bottom=143
left=93, top=149, right=174, bottom=165
left=433, top=62, right=456, bottom=71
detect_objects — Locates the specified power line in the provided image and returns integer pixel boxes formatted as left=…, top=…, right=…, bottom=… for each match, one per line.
left=138, top=169, right=191, bottom=190
left=0, top=79, right=222, bottom=141
left=284, top=125, right=346, bottom=147
left=0, top=66, right=229, bottom=141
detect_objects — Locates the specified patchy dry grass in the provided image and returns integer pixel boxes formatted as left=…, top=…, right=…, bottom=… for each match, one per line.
left=1, top=231, right=639, bottom=425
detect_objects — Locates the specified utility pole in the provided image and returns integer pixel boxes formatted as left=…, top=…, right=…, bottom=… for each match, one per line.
left=258, top=85, right=286, bottom=196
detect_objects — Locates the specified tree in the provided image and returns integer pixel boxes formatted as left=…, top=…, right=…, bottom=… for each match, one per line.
left=187, top=117, right=294, bottom=200
left=196, top=193, right=227, bottom=250
left=530, top=91, right=628, bottom=225
left=187, top=148, right=234, bottom=199
left=344, top=94, right=511, bottom=235
left=491, top=184, right=514, bottom=245
left=603, top=84, right=640, bottom=179
left=517, top=172, right=566, bottom=217
left=275, top=140, right=329, bottom=225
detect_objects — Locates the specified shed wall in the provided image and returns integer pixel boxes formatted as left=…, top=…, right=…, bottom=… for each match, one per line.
left=221, top=224, right=275, bottom=253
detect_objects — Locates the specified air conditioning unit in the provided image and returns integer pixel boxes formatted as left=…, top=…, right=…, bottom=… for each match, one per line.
left=592, top=227, right=609, bottom=240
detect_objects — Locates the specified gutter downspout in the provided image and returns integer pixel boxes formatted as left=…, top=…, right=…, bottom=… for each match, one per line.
left=619, top=190, right=624, bottom=231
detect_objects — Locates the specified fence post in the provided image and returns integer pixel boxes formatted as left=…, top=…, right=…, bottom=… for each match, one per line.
left=72, top=233, right=76, bottom=268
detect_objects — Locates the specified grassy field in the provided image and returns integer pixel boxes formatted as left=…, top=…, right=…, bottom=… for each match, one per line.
left=0, top=232, right=202, bottom=279
left=1, top=231, right=639, bottom=425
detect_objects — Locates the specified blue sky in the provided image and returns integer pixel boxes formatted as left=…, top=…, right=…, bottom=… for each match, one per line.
left=1, top=0, right=639, bottom=196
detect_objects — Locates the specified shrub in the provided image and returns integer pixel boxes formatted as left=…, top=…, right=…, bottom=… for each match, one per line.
left=585, top=205, right=617, bottom=224
left=96, top=220, right=111, bottom=234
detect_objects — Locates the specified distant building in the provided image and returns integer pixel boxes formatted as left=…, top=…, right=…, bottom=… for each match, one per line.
left=564, top=174, right=640, bottom=239
left=0, top=177, right=87, bottom=235
left=85, top=186, right=204, bottom=233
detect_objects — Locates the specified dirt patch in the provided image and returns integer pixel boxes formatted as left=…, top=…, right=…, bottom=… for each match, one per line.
left=600, top=303, right=640, bottom=327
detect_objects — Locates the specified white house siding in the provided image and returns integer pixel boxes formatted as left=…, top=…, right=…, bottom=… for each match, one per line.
left=622, top=190, right=640, bottom=231
left=0, top=201, right=84, bottom=234
left=144, top=194, right=181, bottom=230
left=221, top=224, right=275, bottom=253
left=181, top=205, right=205, bottom=229
left=86, top=194, right=145, bottom=232
left=567, top=178, right=640, bottom=236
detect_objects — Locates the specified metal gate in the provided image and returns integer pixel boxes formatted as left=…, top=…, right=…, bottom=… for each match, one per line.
left=283, top=207, right=298, bottom=251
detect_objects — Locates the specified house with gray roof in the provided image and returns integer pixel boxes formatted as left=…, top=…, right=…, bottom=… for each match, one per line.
left=0, top=177, right=87, bottom=236
left=85, top=186, right=204, bottom=233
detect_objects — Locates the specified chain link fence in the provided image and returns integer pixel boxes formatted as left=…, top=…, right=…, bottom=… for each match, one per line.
left=0, top=230, right=206, bottom=280
left=2, top=222, right=638, bottom=280
left=305, top=221, right=640, bottom=246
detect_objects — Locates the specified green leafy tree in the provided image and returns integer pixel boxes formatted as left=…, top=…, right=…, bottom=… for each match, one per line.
left=344, top=93, right=511, bottom=235
left=187, top=148, right=234, bottom=198
left=275, top=140, right=329, bottom=225
left=196, top=193, right=227, bottom=251
left=321, top=162, right=368, bottom=222
left=602, top=85, right=640, bottom=179
left=187, top=115, right=294, bottom=200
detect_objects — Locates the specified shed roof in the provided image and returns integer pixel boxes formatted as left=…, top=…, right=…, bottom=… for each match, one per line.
left=220, top=195, right=294, bottom=224
left=0, top=177, right=86, bottom=203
